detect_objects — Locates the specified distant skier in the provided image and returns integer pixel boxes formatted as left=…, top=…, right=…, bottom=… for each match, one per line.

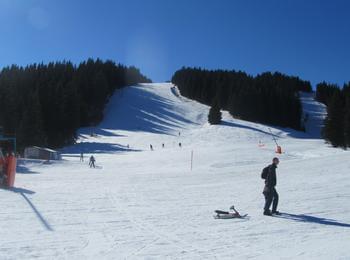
left=262, top=157, right=280, bottom=216
left=162, top=143, right=165, bottom=148
left=80, top=152, right=84, bottom=162
left=150, top=144, right=153, bottom=151
left=89, top=155, right=96, bottom=168
left=178, top=142, right=182, bottom=148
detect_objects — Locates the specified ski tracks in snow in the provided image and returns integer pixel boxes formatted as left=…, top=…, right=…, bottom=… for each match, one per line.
left=104, top=188, right=217, bottom=259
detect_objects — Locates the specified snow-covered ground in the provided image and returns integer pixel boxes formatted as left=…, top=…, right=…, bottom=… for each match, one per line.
left=1, top=83, right=350, bottom=259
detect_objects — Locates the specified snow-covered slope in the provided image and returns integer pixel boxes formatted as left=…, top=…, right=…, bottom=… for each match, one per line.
left=300, top=92, right=327, bottom=139
left=1, top=83, right=350, bottom=259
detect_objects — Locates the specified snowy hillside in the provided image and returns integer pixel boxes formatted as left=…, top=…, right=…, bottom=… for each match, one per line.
left=1, top=83, right=350, bottom=259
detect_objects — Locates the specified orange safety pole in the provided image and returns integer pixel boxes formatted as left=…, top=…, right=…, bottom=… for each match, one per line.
left=6, top=155, right=16, bottom=188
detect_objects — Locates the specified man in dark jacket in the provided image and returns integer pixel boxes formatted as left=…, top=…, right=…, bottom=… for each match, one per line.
left=263, top=157, right=280, bottom=216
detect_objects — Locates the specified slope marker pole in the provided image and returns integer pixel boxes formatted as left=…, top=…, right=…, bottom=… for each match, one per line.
left=191, top=150, right=193, bottom=171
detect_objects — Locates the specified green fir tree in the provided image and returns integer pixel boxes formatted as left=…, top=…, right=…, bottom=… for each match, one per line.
left=208, top=98, right=222, bottom=125
left=323, top=91, right=345, bottom=147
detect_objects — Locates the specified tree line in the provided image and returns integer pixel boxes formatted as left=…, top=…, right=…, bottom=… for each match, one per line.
left=172, top=67, right=312, bottom=130
left=316, top=82, right=350, bottom=148
left=0, top=59, right=151, bottom=151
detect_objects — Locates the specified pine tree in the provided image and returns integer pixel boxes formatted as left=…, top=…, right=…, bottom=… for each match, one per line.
left=323, top=91, right=345, bottom=147
left=0, top=59, right=150, bottom=150
left=208, top=98, right=222, bottom=125
left=17, top=91, right=47, bottom=148
left=172, top=68, right=306, bottom=131
left=343, top=94, right=350, bottom=147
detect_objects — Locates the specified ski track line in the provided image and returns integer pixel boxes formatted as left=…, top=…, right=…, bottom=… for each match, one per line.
left=63, top=177, right=111, bottom=259
left=77, top=194, right=118, bottom=258
left=105, top=190, right=195, bottom=259
left=105, top=191, right=185, bottom=259
left=125, top=180, right=221, bottom=259
left=101, top=190, right=167, bottom=259
left=105, top=189, right=217, bottom=259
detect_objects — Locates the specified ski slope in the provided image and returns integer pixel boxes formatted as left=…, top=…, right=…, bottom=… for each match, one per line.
left=1, top=83, right=350, bottom=259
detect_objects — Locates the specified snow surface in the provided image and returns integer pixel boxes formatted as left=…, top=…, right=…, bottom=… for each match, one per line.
left=1, top=83, right=350, bottom=259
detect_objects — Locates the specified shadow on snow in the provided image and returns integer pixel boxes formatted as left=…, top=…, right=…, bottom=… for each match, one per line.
left=221, top=119, right=322, bottom=140
left=78, top=128, right=127, bottom=138
left=1, top=186, right=35, bottom=194
left=61, top=142, right=141, bottom=154
left=277, top=213, right=350, bottom=228
left=16, top=164, right=40, bottom=175
left=221, top=121, right=280, bottom=138
left=20, top=192, right=54, bottom=231
left=94, top=86, right=197, bottom=136
left=1, top=186, right=53, bottom=231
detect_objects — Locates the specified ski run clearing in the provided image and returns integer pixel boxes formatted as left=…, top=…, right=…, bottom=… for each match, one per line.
left=1, top=83, right=350, bottom=260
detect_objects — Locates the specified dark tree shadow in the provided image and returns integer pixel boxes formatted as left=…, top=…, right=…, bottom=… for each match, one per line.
left=221, top=121, right=280, bottom=138
left=1, top=186, right=36, bottom=195
left=1, top=186, right=53, bottom=231
left=221, top=119, right=321, bottom=140
left=60, top=142, right=141, bottom=154
left=276, top=213, right=350, bottom=228
left=89, top=86, right=197, bottom=136
left=78, top=129, right=127, bottom=138
left=16, top=164, right=40, bottom=174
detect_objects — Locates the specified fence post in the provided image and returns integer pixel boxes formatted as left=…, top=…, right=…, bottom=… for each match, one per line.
left=191, top=150, right=193, bottom=171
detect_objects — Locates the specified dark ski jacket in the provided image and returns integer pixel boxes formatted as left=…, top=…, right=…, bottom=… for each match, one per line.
left=265, top=164, right=277, bottom=188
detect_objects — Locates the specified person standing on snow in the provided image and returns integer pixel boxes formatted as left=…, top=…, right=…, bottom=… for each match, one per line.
left=262, top=157, right=280, bottom=216
left=89, top=155, right=96, bottom=168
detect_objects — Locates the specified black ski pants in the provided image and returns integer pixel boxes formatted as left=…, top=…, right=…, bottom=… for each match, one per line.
left=263, top=187, right=279, bottom=212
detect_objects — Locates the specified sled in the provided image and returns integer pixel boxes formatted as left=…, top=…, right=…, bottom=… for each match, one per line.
left=214, top=205, right=248, bottom=219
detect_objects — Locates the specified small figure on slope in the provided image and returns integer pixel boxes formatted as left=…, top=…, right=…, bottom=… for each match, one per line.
left=89, top=155, right=96, bottom=168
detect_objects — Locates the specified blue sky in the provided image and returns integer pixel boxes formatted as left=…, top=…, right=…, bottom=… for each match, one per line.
left=0, top=0, right=349, bottom=86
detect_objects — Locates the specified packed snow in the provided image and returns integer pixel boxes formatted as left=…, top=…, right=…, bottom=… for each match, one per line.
left=1, top=83, right=350, bottom=259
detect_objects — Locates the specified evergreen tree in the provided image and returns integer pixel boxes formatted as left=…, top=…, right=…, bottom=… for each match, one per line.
left=0, top=59, right=151, bottom=151
left=323, top=90, right=345, bottom=147
left=343, top=94, right=350, bottom=147
left=172, top=68, right=304, bottom=130
left=208, top=98, right=222, bottom=125
left=316, top=82, right=339, bottom=106
left=17, top=91, right=47, bottom=148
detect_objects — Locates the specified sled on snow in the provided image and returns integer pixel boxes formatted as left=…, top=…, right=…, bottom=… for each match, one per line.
left=214, top=205, right=248, bottom=219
